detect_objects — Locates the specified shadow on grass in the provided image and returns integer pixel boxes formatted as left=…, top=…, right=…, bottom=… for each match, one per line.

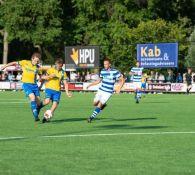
left=144, top=101, right=170, bottom=104
left=50, top=117, right=111, bottom=124
left=114, top=117, right=157, bottom=122
left=95, top=124, right=168, bottom=130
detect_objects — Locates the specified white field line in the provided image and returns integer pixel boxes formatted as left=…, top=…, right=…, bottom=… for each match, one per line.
left=1, top=131, right=195, bottom=141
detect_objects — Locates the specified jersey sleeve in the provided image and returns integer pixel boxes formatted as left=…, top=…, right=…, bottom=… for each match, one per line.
left=18, top=60, right=27, bottom=67
left=115, top=71, right=122, bottom=80
left=46, top=68, right=53, bottom=75
left=99, top=71, right=103, bottom=78
left=63, top=72, right=68, bottom=80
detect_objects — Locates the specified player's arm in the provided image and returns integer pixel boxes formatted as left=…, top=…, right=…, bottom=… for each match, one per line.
left=86, top=78, right=102, bottom=89
left=63, top=80, right=72, bottom=97
left=41, top=74, right=56, bottom=80
left=116, top=75, right=125, bottom=94
left=0, top=61, right=18, bottom=70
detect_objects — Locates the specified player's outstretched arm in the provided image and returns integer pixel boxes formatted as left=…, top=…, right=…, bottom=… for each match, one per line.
left=64, top=80, right=72, bottom=97
left=115, top=75, right=125, bottom=94
left=41, top=74, right=56, bottom=80
left=0, top=61, right=18, bottom=70
left=86, top=79, right=102, bottom=89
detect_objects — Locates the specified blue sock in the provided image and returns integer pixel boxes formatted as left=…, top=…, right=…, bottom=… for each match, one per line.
left=31, top=101, right=38, bottom=119
left=90, top=107, right=101, bottom=119
left=38, top=101, right=44, bottom=109
left=137, top=90, right=142, bottom=99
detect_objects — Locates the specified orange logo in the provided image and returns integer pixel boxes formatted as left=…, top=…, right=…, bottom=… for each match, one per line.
left=70, top=48, right=79, bottom=65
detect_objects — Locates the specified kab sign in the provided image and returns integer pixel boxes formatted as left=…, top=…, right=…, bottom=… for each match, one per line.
left=65, top=46, right=100, bottom=69
left=137, top=43, right=178, bottom=68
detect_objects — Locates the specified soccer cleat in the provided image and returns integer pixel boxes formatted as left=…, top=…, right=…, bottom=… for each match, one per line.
left=35, top=118, right=40, bottom=122
left=87, top=117, right=93, bottom=123
left=42, top=117, right=48, bottom=123
left=101, top=104, right=107, bottom=110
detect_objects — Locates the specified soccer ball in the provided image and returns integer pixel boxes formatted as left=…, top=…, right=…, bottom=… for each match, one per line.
left=44, top=110, right=53, bottom=120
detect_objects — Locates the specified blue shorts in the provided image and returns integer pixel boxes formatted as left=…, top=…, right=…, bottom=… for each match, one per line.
left=141, top=83, right=146, bottom=89
left=22, top=83, right=40, bottom=97
left=45, top=88, right=61, bottom=103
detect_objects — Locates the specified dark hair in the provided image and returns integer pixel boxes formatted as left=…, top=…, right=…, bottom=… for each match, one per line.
left=104, top=57, right=111, bottom=63
left=55, top=58, right=64, bottom=64
left=31, top=52, right=41, bottom=59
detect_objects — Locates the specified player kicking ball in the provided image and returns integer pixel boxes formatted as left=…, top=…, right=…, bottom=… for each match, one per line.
left=1, top=52, right=42, bottom=122
left=86, top=58, right=125, bottom=123
left=40, top=58, right=72, bottom=123
left=130, top=61, right=144, bottom=103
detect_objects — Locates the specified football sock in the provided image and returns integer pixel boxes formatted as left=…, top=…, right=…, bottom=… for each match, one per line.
left=90, top=107, right=101, bottom=119
left=31, top=101, right=38, bottom=120
left=38, top=101, right=44, bottom=109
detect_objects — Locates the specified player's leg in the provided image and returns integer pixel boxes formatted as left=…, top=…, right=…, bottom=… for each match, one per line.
left=50, top=101, right=59, bottom=115
left=33, top=85, right=45, bottom=114
left=187, top=84, right=192, bottom=94
left=88, top=91, right=111, bottom=123
left=28, top=93, right=40, bottom=121
left=49, top=91, right=61, bottom=116
left=42, top=90, right=60, bottom=123
left=22, top=83, right=40, bottom=121
left=141, top=83, right=146, bottom=97
left=135, top=83, right=142, bottom=103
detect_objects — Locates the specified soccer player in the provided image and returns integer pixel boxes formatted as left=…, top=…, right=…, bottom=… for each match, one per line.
left=0, top=52, right=42, bottom=121
left=130, top=61, right=144, bottom=103
left=41, top=58, right=72, bottom=123
left=86, top=58, right=125, bottom=123
left=185, top=68, right=192, bottom=95
left=141, top=73, right=147, bottom=97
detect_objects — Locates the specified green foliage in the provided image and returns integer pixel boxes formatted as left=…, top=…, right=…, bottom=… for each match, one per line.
left=0, top=0, right=194, bottom=69
left=0, top=0, right=62, bottom=45
left=186, top=28, right=195, bottom=68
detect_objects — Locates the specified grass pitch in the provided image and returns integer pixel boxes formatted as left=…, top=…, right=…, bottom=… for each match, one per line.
left=0, top=91, right=195, bottom=175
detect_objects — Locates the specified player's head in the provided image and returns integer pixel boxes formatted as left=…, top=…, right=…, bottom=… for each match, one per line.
left=103, top=58, right=111, bottom=70
left=31, top=52, right=41, bottom=65
left=55, top=58, right=64, bottom=70
left=187, top=67, right=192, bottom=74
left=136, top=61, right=140, bottom=67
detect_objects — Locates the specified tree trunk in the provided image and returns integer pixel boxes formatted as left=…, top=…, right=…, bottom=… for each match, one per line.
left=3, top=30, right=8, bottom=64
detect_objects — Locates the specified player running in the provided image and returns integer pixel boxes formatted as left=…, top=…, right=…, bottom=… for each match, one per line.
left=40, top=58, right=72, bottom=123
left=0, top=52, right=42, bottom=121
left=86, top=58, right=125, bottom=123
left=141, top=73, right=147, bottom=97
left=130, top=61, right=144, bottom=103
left=185, top=68, right=193, bottom=95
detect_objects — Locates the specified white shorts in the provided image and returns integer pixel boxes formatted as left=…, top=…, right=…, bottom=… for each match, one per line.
left=133, top=82, right=142, bottom=90
left=94, top=90, right=112, bottom=104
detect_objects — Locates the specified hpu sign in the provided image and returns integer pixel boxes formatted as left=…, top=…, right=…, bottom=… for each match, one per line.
left=137, top=43, right=178, bottom=68
left=65, top=46, right=100, bottom=69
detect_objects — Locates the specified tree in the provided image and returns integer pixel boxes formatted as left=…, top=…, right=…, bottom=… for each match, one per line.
left=186, top=28, right=195, bottom=68
left=0, top=0, right=62, bottom=63
left=71, top=0, right=190, bottom=71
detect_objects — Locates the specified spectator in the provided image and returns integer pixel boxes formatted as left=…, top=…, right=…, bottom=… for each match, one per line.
left=80, top=72, right=85, bottom=82
left=149, top=71, right=155, bottom=83
left=85, top=71, right=91, bottom=82
left=16, top=72, right=22, bottom=82
left=155, top=72, right=159, bottom=83
left=70, top=72, right=77, bottom=82
left=166, top=69, right=174, bottom=83
left=8, top=73, right=15, bottom=82
left=176, top=73, right=183, bottom=83
left=193, top=73, right=195, bottom=83
left=158, top=74, right=165, bottom=83
left=77, top=72, right=81, bottom=82
left=91, top=70, right=99, bottom=81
